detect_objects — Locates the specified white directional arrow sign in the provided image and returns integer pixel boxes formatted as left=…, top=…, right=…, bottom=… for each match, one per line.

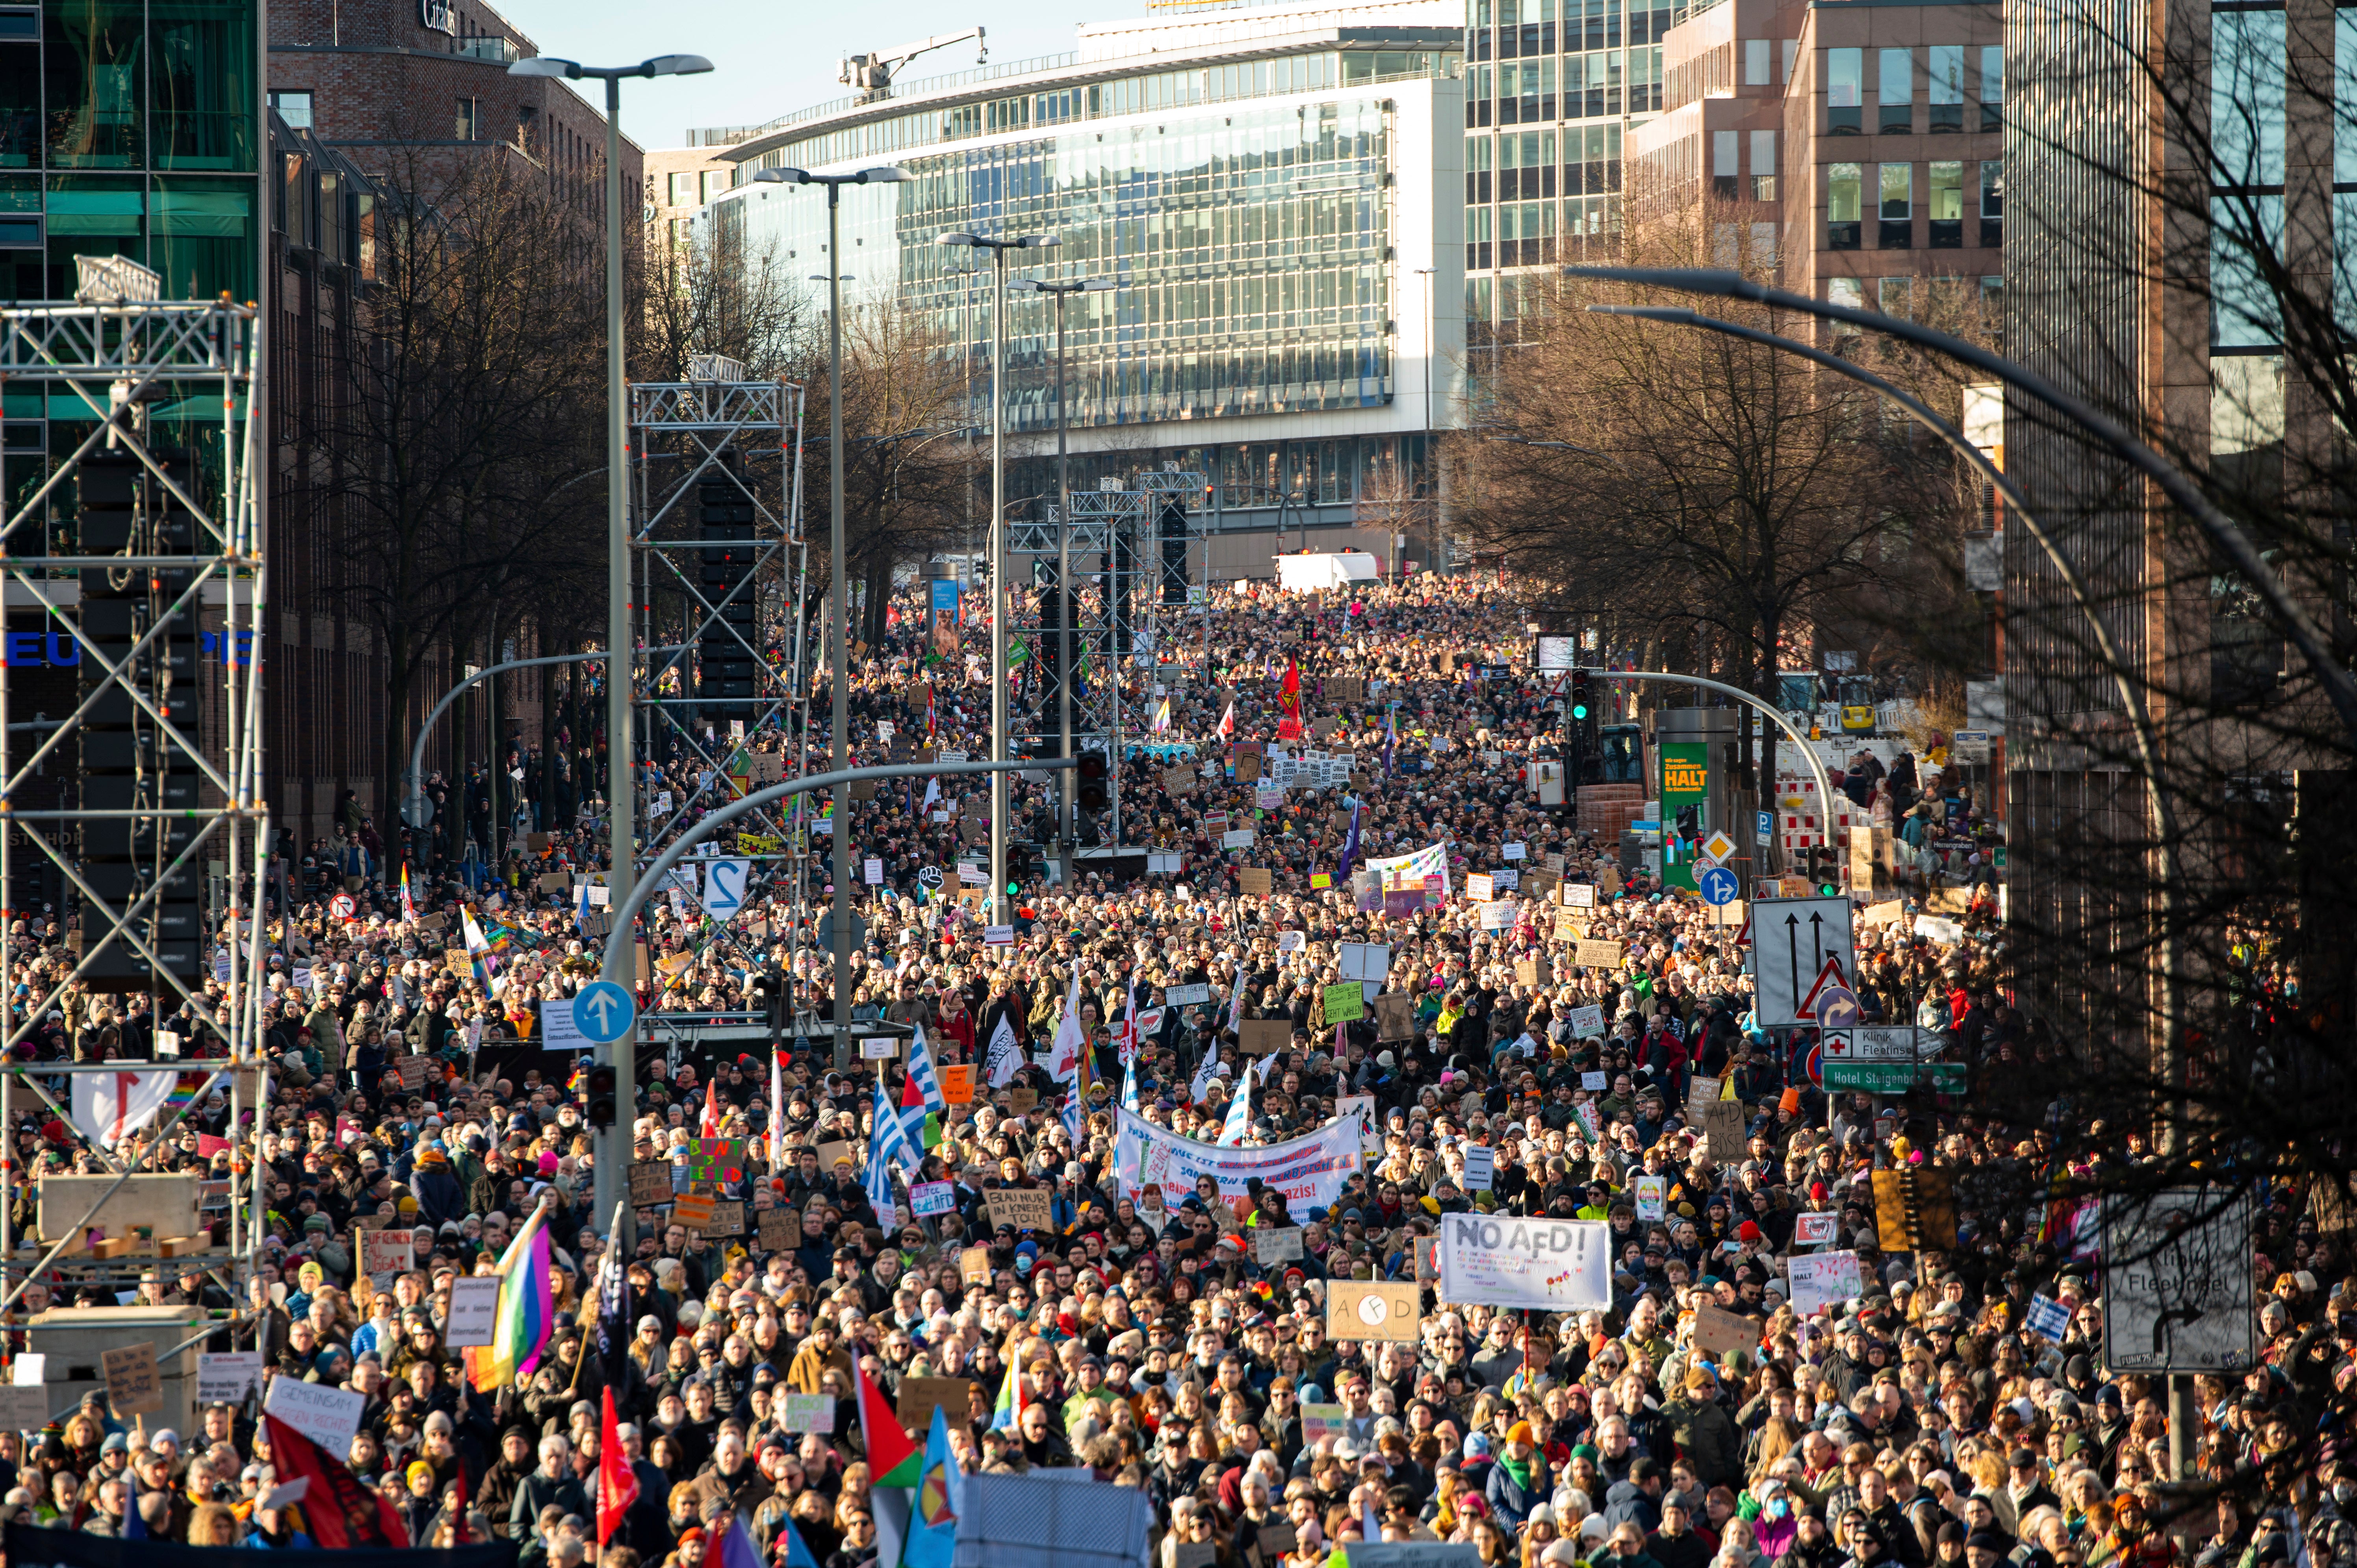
left=1753, top=896, right=1854, bottom=1029
left=573, top=981, right=637, bottom=1045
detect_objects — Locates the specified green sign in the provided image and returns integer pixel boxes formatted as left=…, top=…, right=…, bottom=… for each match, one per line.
left=1822, top=1061, right=1967, bottom=1093
left=1322, top=981, right=1366, bottom=1023
left=1658, top=741, right=1711, bottom=892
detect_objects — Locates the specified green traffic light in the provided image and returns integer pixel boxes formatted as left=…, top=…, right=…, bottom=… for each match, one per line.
left=1571, top=703, right=1588, bottom=720
left=1007, top=881, right=1019, bottom=896
left=1820, top=883, right=1837, bottom=896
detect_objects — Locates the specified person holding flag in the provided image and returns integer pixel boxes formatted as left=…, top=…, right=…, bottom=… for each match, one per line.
left=1216, top=1052, right=1253, bottom=1146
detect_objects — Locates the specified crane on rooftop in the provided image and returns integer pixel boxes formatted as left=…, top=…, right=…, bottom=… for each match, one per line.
left=839, top=28, right=988, bottom=104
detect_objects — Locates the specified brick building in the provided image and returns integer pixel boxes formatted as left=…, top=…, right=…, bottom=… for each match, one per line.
left=1624, top=0, right=2003, bottom=316
left=645, top=144, right=733, bottom=265
left=266, top=0, right=643, bottom=216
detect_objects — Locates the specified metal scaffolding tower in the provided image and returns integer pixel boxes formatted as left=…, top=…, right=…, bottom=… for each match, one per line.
left=627, top=369, right=806, bottom=984
left=0, top=288, right=271, bottom=1321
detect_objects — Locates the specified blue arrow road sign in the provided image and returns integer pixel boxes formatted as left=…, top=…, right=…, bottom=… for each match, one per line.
left=1699, top=865, right=1740, bottom=906
left=573, top=981, right=637, bottom=1045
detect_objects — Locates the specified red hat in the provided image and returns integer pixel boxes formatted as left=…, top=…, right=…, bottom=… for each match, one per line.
left=1810, top=1182, right=1830, bottom=1203
left=1738, top=1221, right=1763, bottom=1243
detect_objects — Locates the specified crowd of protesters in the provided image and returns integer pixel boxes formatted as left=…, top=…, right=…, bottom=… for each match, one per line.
left=0, top=569, right=2338, bottom=1568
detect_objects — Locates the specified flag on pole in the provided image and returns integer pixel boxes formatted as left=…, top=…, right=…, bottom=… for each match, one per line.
left=770, top=1049, right=787, bottom=1168
left=597, top=1388, right=638, bottom=1544
left=778, top=1521, right=823, bottom=1568
left=1045, top=968, right=1084, bottom=1084
left=989, top=1355, right=1027, bottom=1432
left=702, top=1516, right=766, bottom=1568
left=262, top=1414, right=410, bottom=1548
left=466, top=1200, right=555, bottom=1390
left=904, top=1405, right=962, bottom=1568
left=983, top=1012, right=1024, bottom=1088
left=1189, top=1039, right=1221, bottom=1105
left=1217, top=1058, right=1253, bottom=1147
left=1218, top=700, right=1236, bottom=741
left=698, top=1078, right=722, bottom=1138
left=399, top=864, right=416, bottom=925
left=1121, top=1058, right=1140, bottom=1113
left=857, top=1358, right=923, bottom=1487
left=1336, top=800, right=1364, bottom=883
left=905, top=1024, right=946, bottom=1113
left=69, top=1070, right=177, bottom=1151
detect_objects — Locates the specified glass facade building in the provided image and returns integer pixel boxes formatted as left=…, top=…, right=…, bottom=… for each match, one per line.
left=702, top=2, right=1464, bottom=530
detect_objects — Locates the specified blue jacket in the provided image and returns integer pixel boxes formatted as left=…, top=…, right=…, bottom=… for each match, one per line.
left=1486, top=1459, right=1543, bottom=1531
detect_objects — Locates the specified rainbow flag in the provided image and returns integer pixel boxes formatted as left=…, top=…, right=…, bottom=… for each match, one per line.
left=400, top=865, right=416, bottom=924
left=989, top=1355, right=1025, bottom=1432
left=466, top=1203, right=554, bottom=1390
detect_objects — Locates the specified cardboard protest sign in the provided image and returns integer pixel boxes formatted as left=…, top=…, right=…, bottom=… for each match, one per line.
left=896, top=1377, right=974, bottom=1432
left=1325, top=1282, right=1421, bottom=1343
left=1238, top=867, right=1273, bottom=896
left=1240, top=1020, right=1292, bottom=1055
left=705, top=1201, right=746, bottom=1237
left=1703, top=1100, right=1748, bottom=1162
left=1693, top=1302, right=1761, bottom=1362
left=631, top=1162, right=676, bottom=1206
left=1574, top=940, right=1626, bottom=968
left=670, top=1194, right=716, bottom=1230
left=759, top=1209, right=800, bottom=1251
left=1372, top=993, right=1414, bottom=1042
left=959, top=1246, right=993, bottom=1286
left=987, top=1188, right=1053, bottom=1232
left=101, top=1343, right=161, bottom=1415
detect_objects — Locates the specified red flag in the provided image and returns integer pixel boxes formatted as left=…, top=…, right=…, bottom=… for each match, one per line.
left=598, top=1387, right=639, bottom=1544
left=263, top=1414, right=408, bottom=1549
left=451, top=1458, right=470, bottom=1546
left=698, top=1078, right=720, bottom=1138
left=1280, top=659, right=1302, bottom=717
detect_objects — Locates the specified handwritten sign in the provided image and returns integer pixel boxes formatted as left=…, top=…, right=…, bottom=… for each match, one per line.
left=987, top=1188, right=1053, bottom=1232
left=959, top=1246, right=993, bottom=1286
left=759, top=1209, right=800, bottom=1251
left=909, top=1181, right=957, bottom=1217
left=1574, top=940, right=1626, bottom=968
left=939, top=1065, right=974, bottom=1104
left=264, top=1375, right=366, bottom=1452
left=361, top=1231, right=414, bottom=1286
left=101, top=1342, right=161, bottom=1415
left=671, top=1194, right=716, bottom=1230
left=896, top=1377, right=974, bottom=1432
left=1252, top=1227, right=1305, bottom=1266
left=1321, top=982, right=1365, bottom=1024
left=705, top=1201, right=746, bottom=1237
left=631, top=1162, right=676, bottom=1206
left=781, top=1393, right=834, bottom=1433
left=1693, top=1302, right=1760, bottom=1362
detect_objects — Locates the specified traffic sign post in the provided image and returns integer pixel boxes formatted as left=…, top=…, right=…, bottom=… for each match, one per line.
left=1822, top=1060, right=1966, bottom=1093
left=1698, top=865, right=1739, bottom=906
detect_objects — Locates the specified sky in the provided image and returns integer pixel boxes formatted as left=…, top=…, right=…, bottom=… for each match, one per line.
left=491, top=0, right=1112, bottom=149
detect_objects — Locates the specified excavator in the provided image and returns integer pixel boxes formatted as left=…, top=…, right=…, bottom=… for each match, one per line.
left=840, top=27, right=989, bottom=104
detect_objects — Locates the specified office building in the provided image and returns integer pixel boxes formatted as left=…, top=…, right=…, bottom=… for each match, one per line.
left=698, top=0, right=1464, bottom=572
left=1459, top=0, right=2002, bottom=347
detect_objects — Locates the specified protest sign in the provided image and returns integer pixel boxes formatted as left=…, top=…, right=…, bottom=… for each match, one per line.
left=1240, top=1019, right=1292, bottom=1055
left=909, top=1181, right=957, bottom=1217
left=196, top=1351, right=264, bottom=1405
left=759, top=1209, right=800, bottom=1251
left=940, top=1065, right=975, bottom=1103
left=0, top=1386, right=48, bottom=1429
left=959, top=1247, right=993, bottom=1286
left=1435, top=1213, right=1611, bottom=1311
left=1459, top=1145, right=1495, bottom=1191
left=670, top=1194, right=716, bottom=1230
left=988, top=1188, right=1054, bottom=1232
left=705, top=1202, right=746, bottom=1237
left=1568, top=1005, right=1605, bottom=1039
left=1252, top=1227, right=1305, bottom=1265
left=101, top=1343, right=160, bottom=1415
left=264, top=1376, right=366, bottom=1452
left=1326, top=1282, right=1422, bottom=1343
left=444, top=1276, right=500, bottom=1348
left=1321, top=981, right=1365, bottom=1023
left=896, top=1377, right=974, bottom=1432
left=1703, top=1100, right=1747, bottom=1162
left=1793, top=1212, right=1839, bottom=1247
left=630, top=1162, right=676, bottom=1206
left=1114, top=1105, right=1362, bottom=1216
left=1633, top=1175, right=1666, bottom=1221
left=1693, top=1303, right=1760, bottom=1362
left=1574, top=940, right=1625, bottom=968
left=361, top=1231, right=414, bottom=1286
left=1687, top=1075, right=1723, bottom=1121
left=1299, top=1404, right=1349, bottom=1446
left=782, top=1393, right=834, bottom=1433
left=1787, top=1250, right=1865, bottom=1317
left=1238, top=867, right=1274, bottom=896
left=1373, top=993, right=1414, bottom=1041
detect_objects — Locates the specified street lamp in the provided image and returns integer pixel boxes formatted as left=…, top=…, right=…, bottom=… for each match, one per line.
left=1008, top=273, right=1117, bottom=883
left=938, top=228, right=1057, bottom=913
left=754, top=161, right=907, bottom=1058
left=509, top=47, right=711, bottom=1249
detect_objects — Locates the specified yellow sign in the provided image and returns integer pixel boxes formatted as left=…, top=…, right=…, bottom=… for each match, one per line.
left=1841, top=705, right=1877, bottom=731
left=1663, top=760, right=1708, bottom=792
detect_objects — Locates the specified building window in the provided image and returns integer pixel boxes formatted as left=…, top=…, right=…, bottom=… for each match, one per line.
left=1467, top=202, right=1492, bottom=271
left=1879, top=49, right=1913, bottom=134
left=2337, top=10, right=2356, bottom=334
left=1927, top=45, right=1964, bottom=132
left=1828, top=275, right=1865, bottom=331
left=1980, top=158, right=2003, bottom=246
left=1713, top=129, right=1738, bottom=199
left=1877, top=276, right=1913, bottom=317
left=1745, top=39, right=1771, bottom=85
left=269, top=90, right=312, bottom=130
left=668, top=171, right=696, bottom=206
left=1466, top=134, right=1492, bottom=203
left=456, top=96, right=479, bottom=141
left=701, top=170, right=729, bottom=202
left=1752, top=129, right=1777, bottom=200
left=1928, top=160, right=1963, bottom=245
left=1827, top=48, right=1862, bottom=134
left=1828, top=161, right=1862, bottom=248
left=1979, top=45, right=2002, bottom=130
left=1879, top=161, right=1913, bottom=247
left=2211, top=7, right=2285, bottom=189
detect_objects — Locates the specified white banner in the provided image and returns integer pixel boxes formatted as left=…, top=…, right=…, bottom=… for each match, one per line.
left=1435, top=1213, right=1611, bottom=1310
left=70, top=1070, right=178, bottom=1150
left=264, top=1375, right=366, bottom=1453
left=196, top=1351, right=264, bottom=1405
left=1787, top=1249, right=1865, bottom=1317
left=1114, top=1106, right=1362, bottom=1215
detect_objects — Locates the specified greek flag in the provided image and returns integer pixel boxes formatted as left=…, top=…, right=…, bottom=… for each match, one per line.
left=1062, top=1089, right=1084, bottom=1144
left=867, top=1076, right=921, bottom=1211
left=1121, top=1060, right=1140, bottom=1113
left=905, top=1023, right=947, bottom=1114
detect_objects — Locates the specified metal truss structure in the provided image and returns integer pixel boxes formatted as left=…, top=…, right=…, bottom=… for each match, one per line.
left=0, top=295, right=271, bottom=1332
left=627, top=374, right=806, bottom=987
left=1007, top=469, right=1208, bottom=846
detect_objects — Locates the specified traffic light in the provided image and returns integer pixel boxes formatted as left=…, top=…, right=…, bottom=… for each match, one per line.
left=697, top=449, right=760, bottom=724
left=752, top=969, right=787, bottom=1035
left=1076, top=750, right=1110, bottom=812
left=1570, top=668, right=1591, bottom=722
left=586, top=1065, right=618, bottom=1128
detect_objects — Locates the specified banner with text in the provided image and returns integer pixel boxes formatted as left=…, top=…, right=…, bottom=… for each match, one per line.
left=1112, top=1106, right=1362, bottom=1215
left=1434, top=1213, right=1612, bottom=1311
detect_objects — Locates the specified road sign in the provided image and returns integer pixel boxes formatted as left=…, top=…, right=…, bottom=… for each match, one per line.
left=2101, top=1189, right=2255, bottom=1372
left=573, top=981, right=637, bottom=1045
left=1756, top=809, right=1774, bottom=841
left=1822, top=1060, right=1965, bottom=1093
left=702, top=857, right=751, bottom=918
left=328, top=893, right=357, bottom=920
left=1822, top=1025, right=1918, bottom=1061
left=1700, top=830, right=1737, bottom=864
left=1754, top=896, right=1854, bottom=1028
left=1814, top=985, right=1861, bottom=1028
left=1698, top=866, right=1740, bottom=906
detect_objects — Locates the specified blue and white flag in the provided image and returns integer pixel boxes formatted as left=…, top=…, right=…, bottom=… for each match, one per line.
left=1121, top=1059, right=1140, bottom=1113
left=1217, top=1058, right=1252, bottom=1147
left=2025, top=1293, right=2071, bottom=1341
left=906, top=1022, right=947, bottom=1114
left=867, top=1077, right=922, bottom=1221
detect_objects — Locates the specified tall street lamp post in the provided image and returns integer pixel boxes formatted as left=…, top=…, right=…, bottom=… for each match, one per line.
left=754, top=163, right=908, bottom=1058
left=1008, top=273, right=1116, bottom=883
left=508, top=47, right=711, bottom=1251
left=937, top=228, right=1056, bottom=913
